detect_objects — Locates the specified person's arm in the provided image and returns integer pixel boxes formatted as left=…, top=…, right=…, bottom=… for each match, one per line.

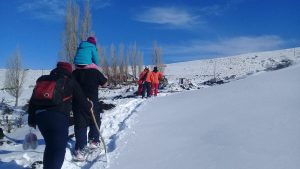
left=27, top=99, right=37, bottom=128
left=159, top=72, right=163, bottom=80
left=139, top=71, right=144, bottom=79
left=97, top=71, right=108, bottom=87
left=92, top=47, right=99, bottom=66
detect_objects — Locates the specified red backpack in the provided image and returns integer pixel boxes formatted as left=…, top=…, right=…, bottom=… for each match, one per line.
left=31, top=75, right=72, bottom=106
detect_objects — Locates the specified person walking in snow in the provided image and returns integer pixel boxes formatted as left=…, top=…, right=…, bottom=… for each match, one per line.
left=141, top=67, right=153, bottom=98
left=137, top=67, right=148, bottom=95
left=74, top=36, right=99, bottom=70
left=27, top=62, right=92, bottom=169
left=72, top=66, right=108, bottom=161
left=151, top=66, right=164, bottom=96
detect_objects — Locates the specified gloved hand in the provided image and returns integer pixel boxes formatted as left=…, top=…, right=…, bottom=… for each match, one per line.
left=104, top=103, right=116, bottom=110
left=99, top=101, right=116, bottom=110
left=28, top=112, right=36, bottom=129
left=28, top=121, right=36, bottom=129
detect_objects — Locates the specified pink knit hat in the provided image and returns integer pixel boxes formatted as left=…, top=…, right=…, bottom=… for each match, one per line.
left=87, top=36, right=96, bottom=45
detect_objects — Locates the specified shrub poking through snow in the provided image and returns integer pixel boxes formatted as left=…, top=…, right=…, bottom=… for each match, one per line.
left=264, top=59, right=293, bottom=71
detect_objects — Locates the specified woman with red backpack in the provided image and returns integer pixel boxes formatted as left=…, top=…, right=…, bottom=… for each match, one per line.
left=28, top=62, right=92, bottom=169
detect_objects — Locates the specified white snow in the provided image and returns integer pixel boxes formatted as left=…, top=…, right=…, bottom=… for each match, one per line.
left=0, top=47, right=300, bottom=169
left=108, top=63, right=300, bottom=169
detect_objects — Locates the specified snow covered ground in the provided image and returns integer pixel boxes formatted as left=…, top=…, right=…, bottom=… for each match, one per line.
left=0, top=47, right=300, bottom=169
left=108, top=62, right=300, bottom=169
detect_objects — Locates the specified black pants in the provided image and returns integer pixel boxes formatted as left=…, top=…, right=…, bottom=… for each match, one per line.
left=36, top=111, right=68, bottom=169
left=75, top=107, right=102, bottom=150
left=142, top=82, right=151, bottom=98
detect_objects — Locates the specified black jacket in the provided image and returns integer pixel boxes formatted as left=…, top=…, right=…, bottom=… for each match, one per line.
left=72, top=69, right=107, bottom=101
left=28, top=67, right=91, bottom=127
left=72, top=68, right=107, bottom=128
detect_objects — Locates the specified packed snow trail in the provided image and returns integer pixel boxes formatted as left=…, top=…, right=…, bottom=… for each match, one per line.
left=0, top=97, right=146, bottom=169
left=108, top=64, right=300, bottom=169
left=62, top=97, right=145, bottom=169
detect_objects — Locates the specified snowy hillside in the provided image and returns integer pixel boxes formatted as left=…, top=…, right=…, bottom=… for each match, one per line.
left=0, top=47, right=300, bottom=169
left=165, top=47, right=300, bottom=91
left=108, top=61, right=300, bottom=169
left=0, top=69, right=50, bottom=106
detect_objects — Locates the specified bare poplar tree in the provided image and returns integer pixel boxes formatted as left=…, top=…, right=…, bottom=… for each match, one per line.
left=137, top=50, right=144, bottom=74
left=80, top=0, right=92, bottom=41
left=110, top=43, right=118, bottom=85
left=100, top=47, right=110, bottom=81
left=98, top=46, right=105, bottom=68
left=129, top=42, right=138, bottom=80
left=4, top=48, right=26, bottom=107
left=124, top=47, right=129, bottom=82
left=118, top=43, right=125, bottom=82
left=152, top=41, right=165, bottom=73
left=61, top=0, right=79, bottom=64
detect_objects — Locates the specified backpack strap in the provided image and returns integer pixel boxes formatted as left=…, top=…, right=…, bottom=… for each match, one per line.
left=62, top=75, right=72, bottom=102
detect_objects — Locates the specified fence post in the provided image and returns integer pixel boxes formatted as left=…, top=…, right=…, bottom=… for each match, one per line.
left=6, top=116, right=11, bottom=133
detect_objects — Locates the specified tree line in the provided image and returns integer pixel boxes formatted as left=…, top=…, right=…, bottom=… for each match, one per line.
left=3, top=0, right=164, bottom=106
left=61, top=0, right=165, bottom=84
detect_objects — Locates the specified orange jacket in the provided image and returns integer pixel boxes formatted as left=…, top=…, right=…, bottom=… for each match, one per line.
left=145, top=71, right=153, bottom=83
left=138, top=70, right=153, bottom=83
left=151, top=71, right=163, bottom=84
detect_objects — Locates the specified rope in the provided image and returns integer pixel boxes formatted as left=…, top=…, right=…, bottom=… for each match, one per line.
left=88, top=99, right=109, bottom=163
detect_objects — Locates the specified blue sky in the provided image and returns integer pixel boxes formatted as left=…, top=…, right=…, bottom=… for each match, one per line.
left=0, top=0, right=299, bottom=69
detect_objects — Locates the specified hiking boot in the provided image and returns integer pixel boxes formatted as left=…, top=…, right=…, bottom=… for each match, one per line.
left=73, top=146, right=89, bottom=161
left=88, top=140, right=101, bottom=150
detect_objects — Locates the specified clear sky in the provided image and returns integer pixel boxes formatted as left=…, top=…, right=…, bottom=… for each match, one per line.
left=0, top=0, right=299, bottom=69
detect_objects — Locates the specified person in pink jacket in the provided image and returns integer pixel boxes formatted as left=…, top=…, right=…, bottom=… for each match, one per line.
left=137, top=67, right=148, bottom=95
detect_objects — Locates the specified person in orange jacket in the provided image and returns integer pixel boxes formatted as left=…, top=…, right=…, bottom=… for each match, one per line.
left=151, top=66, right=163, bottom=96
left=140, top=67, right=153, bottom=98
